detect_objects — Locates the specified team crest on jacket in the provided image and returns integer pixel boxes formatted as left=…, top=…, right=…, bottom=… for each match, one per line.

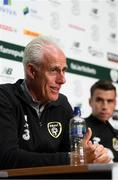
left=112, top=137, right=118, bottom=151
left=47, top=122, right=62, bottom=138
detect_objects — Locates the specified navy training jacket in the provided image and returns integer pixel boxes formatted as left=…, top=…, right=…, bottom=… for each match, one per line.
left=0, top=79, right=73, bottom=169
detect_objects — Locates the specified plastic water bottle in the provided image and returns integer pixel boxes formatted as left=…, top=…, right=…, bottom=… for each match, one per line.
left=69, top=106, right=87, bottom=166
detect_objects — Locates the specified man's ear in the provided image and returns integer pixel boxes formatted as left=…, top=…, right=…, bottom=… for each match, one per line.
left=27, top=64, right=36, bottom=79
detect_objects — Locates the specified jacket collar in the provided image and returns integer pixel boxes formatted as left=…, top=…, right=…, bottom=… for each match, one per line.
left=14, top=79, right=63, bottom=107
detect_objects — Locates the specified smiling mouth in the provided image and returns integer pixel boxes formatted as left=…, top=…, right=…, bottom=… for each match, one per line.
left=51, top=86, right=60, bottom=93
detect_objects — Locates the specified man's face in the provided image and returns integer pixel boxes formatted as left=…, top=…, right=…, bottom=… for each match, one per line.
left=89, top=89, right=116, bottom=122
left=33, top=46, right=67, bottom=103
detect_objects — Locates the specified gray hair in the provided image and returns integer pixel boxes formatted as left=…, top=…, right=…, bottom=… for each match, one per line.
left=23, top=35, right=61, bottom=68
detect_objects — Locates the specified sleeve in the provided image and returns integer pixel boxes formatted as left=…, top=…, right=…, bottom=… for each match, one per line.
left=0, top=88, right=70, bottom=169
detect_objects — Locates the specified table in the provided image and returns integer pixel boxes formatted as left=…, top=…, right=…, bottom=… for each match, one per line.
left=0, top=163, right=116, bottom=179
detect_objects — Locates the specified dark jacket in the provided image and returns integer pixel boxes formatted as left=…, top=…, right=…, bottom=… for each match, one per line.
left=85, top=114, right=118, bottom=162
left=0, top=79, right=73, bottom=169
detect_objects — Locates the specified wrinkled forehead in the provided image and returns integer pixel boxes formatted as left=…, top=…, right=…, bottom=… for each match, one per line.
left=42, top=45, right=66, bottom=64
left=43, top=44, right=65, bottom=56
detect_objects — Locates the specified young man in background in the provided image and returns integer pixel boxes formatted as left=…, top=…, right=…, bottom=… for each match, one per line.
left=85, top=80, right=118, bottom=162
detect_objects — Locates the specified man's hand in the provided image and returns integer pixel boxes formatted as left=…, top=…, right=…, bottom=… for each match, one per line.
left=83, top=128, right=112, bottom=163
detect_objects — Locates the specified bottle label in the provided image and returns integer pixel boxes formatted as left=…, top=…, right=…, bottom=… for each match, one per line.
left=71, top=125, right=86, bottom=137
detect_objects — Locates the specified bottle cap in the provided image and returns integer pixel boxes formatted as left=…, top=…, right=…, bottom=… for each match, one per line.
left=74, top=106, right=81, bottom=116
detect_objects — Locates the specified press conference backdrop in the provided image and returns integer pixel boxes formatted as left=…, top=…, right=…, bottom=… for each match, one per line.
left=0, top=0, right=118, bottom=117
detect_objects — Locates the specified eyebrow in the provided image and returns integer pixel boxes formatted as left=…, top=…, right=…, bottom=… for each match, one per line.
left=49, top=65, right=67, bottom=71
left=96, top=97, right=115, bottom=101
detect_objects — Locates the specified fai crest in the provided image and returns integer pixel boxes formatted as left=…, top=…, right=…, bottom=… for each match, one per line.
left=112, top=137, right=118, bottom=151
left=47, top=122, right=62, bottom=138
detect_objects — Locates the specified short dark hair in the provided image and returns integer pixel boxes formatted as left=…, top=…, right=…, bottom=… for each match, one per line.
left=90, top=80, right=116, bottom=97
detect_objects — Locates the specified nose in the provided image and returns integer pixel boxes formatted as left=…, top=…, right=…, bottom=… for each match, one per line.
left=102, top=101, right=108, bottom=109
left=56, top=72, right=66, bottom=84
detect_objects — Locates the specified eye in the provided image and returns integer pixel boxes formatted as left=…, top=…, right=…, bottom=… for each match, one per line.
left=52, top=68, right=57, bottom=72
left=96, top=98, right=103, bottom=103
left=63, top=67, right=67, bottom=73
left=49, top=66, right=67, bottom=74
left=50, top=67, right=58, bottom=73
left=49, top=67, right=59, bottom=74
left=108, top=99, right=114, bottom=103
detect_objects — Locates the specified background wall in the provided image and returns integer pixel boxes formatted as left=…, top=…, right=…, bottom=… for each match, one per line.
left=0, top=0, right=118, bottom=117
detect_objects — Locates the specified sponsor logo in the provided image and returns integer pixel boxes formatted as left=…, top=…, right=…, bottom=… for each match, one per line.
left=107, top=52, right=118, bottom=63
left=0, top=6, right=17, bottom=16
left=50, top=12, right=60, bottom=30
left=68, top=24, right=85, bottom=32
left=89, top=8, right=100, bottom=18
left=71, top=0, right=80, bottom=16
left=71, top=41, right=81, bottom=54
left=108, top=12, right=117, bottom=29
left=108, top=32, right=117, bottom=43
left=110, top=69, right=118, bottom=83
left=90, top=24, right=100, bottom=41
left=3, top=0, right=12, bottom=5
left=0, top=23, right=17, bottom=32
left=88, top=46, right=104, bottom=58
left=70, top=62, right=96, bottom=75
left=23, top=29, right=41, bottom=38
left=72, top=41, right=80, bottom=49
left=49, top=0, right=61, bottom=6
left=107, top=0, right=118, bottom=6
left=23, top=6, right=29, bottom=15
left=67, top=58, right=118, bottom=82
left=47, top=122, right=62, bottom=138
left=23, top=6, right=43, bottom=20
left=0, top=41, right=24, bottom=62
left=0, top=64, right=15, bottom=82
left=2, top=67, right=13, bottom=75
